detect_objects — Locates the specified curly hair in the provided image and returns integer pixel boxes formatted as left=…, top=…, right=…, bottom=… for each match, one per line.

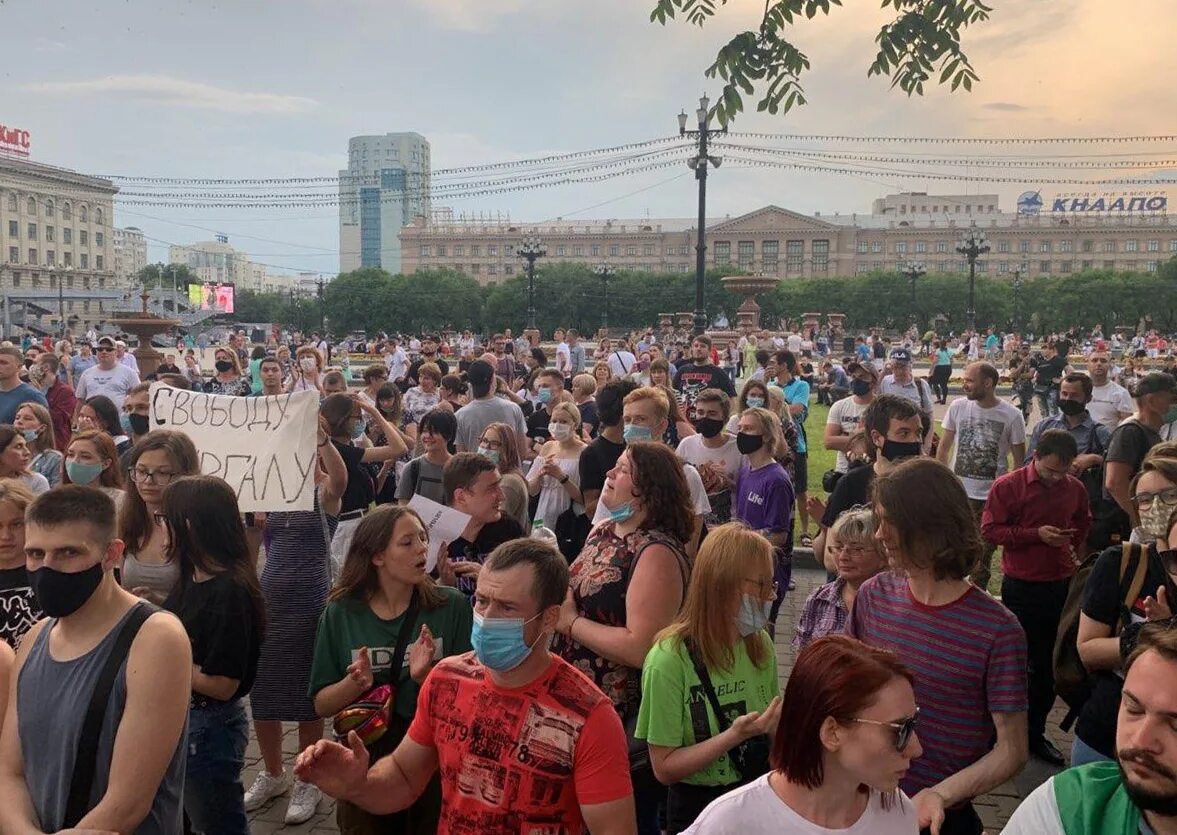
left=871, top=457, right=981, bottom=581
left=627, top=441, right=693, bottom=547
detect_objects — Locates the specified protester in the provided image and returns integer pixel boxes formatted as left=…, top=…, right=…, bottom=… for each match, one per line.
left=0, top=486, right=190, bottom=834
left=850, top=458, right=1028, bottom=835
left=579, top=378, right=637, bottom=519
left=648, top=358, right=671, bottom=389
left=733, top=407, right=796, bottom=632
left=438, top=374, right=466, bottom=411
left=290, top=346, right=327, bottom=394
left=246, top=417, right=347, bottom=824
left=309, top=505, right=472, bottom=833
left=936, top=361, right=1028, bottom=590
left=607, top=337, right=639, bottom=380
left=674, top=336, right=737, bottom=422
left=572, top=373, right=599, bottom=436
left=593, top=360, right=614, bottom=388
left=680, top=636, right=920, bottom=834
left=254, top=355, right=287, bottom=398
left=1004, top=624, right=1177, bottom=834
left=403, top=362, right=443, bottom=439
left=1031, top=340, right=1069, bottom=419
left=879, top=348, right=934, bottom=440
left=635, top=523, right=781, bottom=833
left=406, top=334, right=449, bottom=387
left=396, top=408, right=456, bottom=505
left=526, top=401, right=586, bottom=539
left=296, top=538, right=635, bottom=834
left=981, top=429, right=1091, bottom=766
left=0, top=426, right=50, bottom=495
left=676, top=388, right=740, bottom=526
left=68, top=340, right=97, bottom=383
left=0, top=479, right=40, bottom=648
left=439, top=452, right=525, bottom=599
left=775, top=351, right=814, bottom=543
left=525, top=368, right=569, bottom=445
left=32, top=352, right=76, bottom=450
left=555, top=440, right=692, bottom=834
left=0, top=345, right=48, bottom=425
left=454, top=360, right=528, bottom=455
left=323, top=370, right=350, bottom=396
left=77, top=394, right=132, bottom=456
left=13, top=403, right=61, bottom=489
left=355, top=363, right=389, bottom=407
left=1075, top=451, right=1177, bottom=767
left=476, top=421, right=530, bottom=530
left=118, top=382, right=153, bottom=465
left=119, top=430, right=201, bottom=605
left=794, top=507, right=886, bottom=649
left=815, top=358, right=850, bottom=406
left=62, top=429, right=126, bottom=506
left=824, top=361, right=878, bottom=475
left=929, top=339, right=954, bottom=405
left=1086, top=350, right=1135, bottom=431
left=74, top=336, right=140, bottom=410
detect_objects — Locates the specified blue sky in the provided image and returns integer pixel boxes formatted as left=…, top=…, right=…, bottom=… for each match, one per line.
left=3, top=0, right=1175, bottom=275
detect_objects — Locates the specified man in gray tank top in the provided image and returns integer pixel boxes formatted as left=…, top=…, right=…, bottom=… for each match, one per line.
left=0, top=486, right=191, bottom=834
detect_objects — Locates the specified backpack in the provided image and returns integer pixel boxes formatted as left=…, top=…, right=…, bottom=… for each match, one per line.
left=1052, top=542, right=1149, bottom=730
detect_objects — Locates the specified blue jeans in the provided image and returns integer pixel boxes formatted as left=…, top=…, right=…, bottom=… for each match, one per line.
left=185, top=698, right=249, bottom=835
left=1071, top=735, right=1113, bottom=767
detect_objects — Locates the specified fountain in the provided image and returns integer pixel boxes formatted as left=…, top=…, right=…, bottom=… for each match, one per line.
left=111, top=289, right=179, bottom=378
left=720, top=275, right=780, bottom=334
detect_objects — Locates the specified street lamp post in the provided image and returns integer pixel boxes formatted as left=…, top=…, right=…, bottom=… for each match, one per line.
left=1011, top=269, right=1024, bottom=334
left=679, top=95, right=725, bottom=336
left=317, top=275, right=326, bottom=334
left=902, top=260, right=926, bottom=323
left=955, top=225, right=990, bottom=334
left=517, top=237, right=547, bottom=333
left=593, top=262, right=614, bottom=334
left=55, top=265, right=72, bottom=339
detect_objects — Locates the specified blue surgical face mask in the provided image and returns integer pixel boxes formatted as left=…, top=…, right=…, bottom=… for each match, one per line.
left=20, top=428, right=39, bottom=443
left=537, top=387, right=553, bottom=404
left=119, top=412, right=135, bottom=436
left=471, top=611, right=544, bottom=672
left=477, top=446, right=501, bottom=465
left=607, top=501, right=635, bottom=524
left=746, top=395, right=766, bottom=409
left=66, top=460, right=105, bottom=486
left=736, top=593, right=773, bottom=637
left=350, top=417, right=368, bottom=440
left=623, top=423, right=653, bottom=443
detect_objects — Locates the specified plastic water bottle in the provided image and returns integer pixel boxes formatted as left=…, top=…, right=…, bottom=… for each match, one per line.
left=532, top=519, right=558, bottom=545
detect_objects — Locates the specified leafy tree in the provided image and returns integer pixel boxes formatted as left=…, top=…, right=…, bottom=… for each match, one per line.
left=650, top=0, right=992, bottom=124
left=134, top=263, right=199, bottom=291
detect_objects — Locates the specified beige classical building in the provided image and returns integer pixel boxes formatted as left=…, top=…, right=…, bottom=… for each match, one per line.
left=0, top=156, right=119, bottom=336
left=400, top=192, right=1177, bottom=285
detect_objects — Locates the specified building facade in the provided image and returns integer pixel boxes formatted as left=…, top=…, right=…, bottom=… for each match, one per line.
left=338, top=132, right=431, bottom=275
left=168, top=236, right=301, bottom=294
left=0, top=156, right=118, bottom=336
left=113, top=225, right=147, bottom=284
left=400, top=192, right=1177, bottom=286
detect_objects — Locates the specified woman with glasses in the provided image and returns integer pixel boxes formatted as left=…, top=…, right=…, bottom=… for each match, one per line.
left=1074, top=449, right=1177, bottom=766
left=681, top=636, right=921, bottom=834
left=0, top=426, right=49, bottom=495
left=61, top=429, right=125, bottom=506
left=160, top=475, right=265, bottom=835
left=794, top=507, right=887, bottom=649
left=477, top=421, right=529, bottom=530
left=203, top=347, right=252, bottom=397
left=118, top=430, right=201, bottom=605
left=635, top=524, right=781, bottom=833
left=12, top=403, right=60, bottom=489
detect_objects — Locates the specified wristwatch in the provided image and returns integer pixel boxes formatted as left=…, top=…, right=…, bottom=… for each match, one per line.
left=559, top=474, right=569, bottom=484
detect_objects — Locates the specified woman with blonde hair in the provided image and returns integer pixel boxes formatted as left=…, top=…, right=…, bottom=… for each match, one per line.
left=476, top=421, right=529, bottom=530
left=289, top=346, right=326, bottom=394
left=203, top=346, right=252, bottom=396
left=526, top=401, right=587, bottom=556
left=572, top=373, right=599, bottom=437
left=636, top=523, right=782, bottom=833
left=61, top=429, right=125, bottom=504
left=592, top=360, right=613, bottom=388
left=12, top=402, right=60, bottom=488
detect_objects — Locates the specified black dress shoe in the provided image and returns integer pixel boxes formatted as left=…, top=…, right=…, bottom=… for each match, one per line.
left=1030, top=736, right=1066, bottom=766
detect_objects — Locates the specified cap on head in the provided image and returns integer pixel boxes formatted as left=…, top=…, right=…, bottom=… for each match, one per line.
left=890, top=348, right=912, bottom=364
left=1135, top=372, right=1177, bottom=398
left=96, top=336, right=116, bottom=350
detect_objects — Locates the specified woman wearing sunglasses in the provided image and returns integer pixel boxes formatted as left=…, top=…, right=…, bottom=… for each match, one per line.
left=634, top=524, right=781, bottom=833
left=681, top=635, right=921, bottom=834
left=1075, top=449, right=1177, bottom=767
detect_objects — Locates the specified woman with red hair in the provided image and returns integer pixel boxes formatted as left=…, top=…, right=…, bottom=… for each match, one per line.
left=682, top=636, right=922, bottom=834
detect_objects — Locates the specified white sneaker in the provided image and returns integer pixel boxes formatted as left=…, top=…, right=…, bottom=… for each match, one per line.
left=285, top=780, right=322, bottom=825
left=244, top=769, right=291, bottom=812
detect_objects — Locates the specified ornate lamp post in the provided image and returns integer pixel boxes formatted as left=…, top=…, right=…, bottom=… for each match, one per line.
left=679, top=95, right=725, bottom=335
left=517, top=236, right=547, bottom=333
left=1011, top=268, right=1024, bottom=334
left=955, top=225, right=990, bottom=333
left=593, top=262, right=614, bottom=334
left=902, top=260, right=926, bottom=323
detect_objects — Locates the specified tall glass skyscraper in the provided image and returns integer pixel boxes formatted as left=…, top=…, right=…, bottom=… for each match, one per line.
left=338, top=133, right=431, bottom=274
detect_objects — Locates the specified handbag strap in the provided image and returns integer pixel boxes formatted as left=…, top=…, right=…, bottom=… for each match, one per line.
left=685, top=641, right=731, bottom=737
left=64, top=603, right=153, bottom=828
left=378, top=589, right=421, bottom=686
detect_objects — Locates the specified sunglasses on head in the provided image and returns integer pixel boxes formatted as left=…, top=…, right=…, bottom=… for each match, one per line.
left=851, top=707, right=920, bottom=751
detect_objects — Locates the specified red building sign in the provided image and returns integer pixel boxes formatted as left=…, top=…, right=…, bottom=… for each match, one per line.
left=0, top=125, right=31, bottom=157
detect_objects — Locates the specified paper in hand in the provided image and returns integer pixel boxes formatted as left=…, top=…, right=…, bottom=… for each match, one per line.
left=407, top=494, right=472, bottom=573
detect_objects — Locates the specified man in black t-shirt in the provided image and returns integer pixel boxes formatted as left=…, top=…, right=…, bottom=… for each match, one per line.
left=672, top=335, right=736, bottom=422
left=578, top=379, right=636, bottom=519
left=0, top=566, right=40, bottom=648
left=441, top=453, right=524, bottom=598
left=813, top=395, right=923, bottom=572
left=525, top=369, right=565, bottom=446
left=1031, top=341, right=1069, bottom=419
left=405, top=335, right=450, bottom=389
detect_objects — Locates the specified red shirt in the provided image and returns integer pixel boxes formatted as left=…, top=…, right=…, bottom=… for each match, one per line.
left=45, top=380, right=77, bottom=452
left=408, top=651, right=632, bottom=834
left=981, top=464, right=1091, bottom=582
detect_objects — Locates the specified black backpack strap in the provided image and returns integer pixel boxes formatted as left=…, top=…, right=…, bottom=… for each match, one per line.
left=685, top=641, right=731, bottom=736
left=377, top=589, right=421, bottom=687
left=64, top=603, right=153, bottom=828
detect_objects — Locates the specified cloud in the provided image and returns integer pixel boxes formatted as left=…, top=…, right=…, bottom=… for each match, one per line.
left=983, top=102, right=1031, bottom=112
left=21, top=75, right=318, bottom=114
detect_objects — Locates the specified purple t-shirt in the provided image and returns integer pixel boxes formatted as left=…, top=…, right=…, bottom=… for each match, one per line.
left=847, top=571, right=1028, bottom=794
left=734, top=461, right=794, bottom=534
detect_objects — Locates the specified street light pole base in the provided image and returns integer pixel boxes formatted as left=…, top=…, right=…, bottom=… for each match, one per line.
left=693, top=311, right=707, bottom=336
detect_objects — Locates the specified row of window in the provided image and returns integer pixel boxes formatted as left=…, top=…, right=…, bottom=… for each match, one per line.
left=5, top=270, right=108, bottom=290
left=1, top=192, right=105, bottom=225
left=418, top=242, right=695, bottom=259
left=853, top=259, right=1161, bottom=275
left=860, top=238, right=1175, bottom=255
left=6, top=246, right=103, bottom=269
left=5, top=221, right=102, bottom=247
left=893, top=203, right=996, bottom=215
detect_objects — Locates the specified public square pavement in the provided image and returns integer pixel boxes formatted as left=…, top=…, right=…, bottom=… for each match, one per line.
left=244, top=564, right=1070, bottom=833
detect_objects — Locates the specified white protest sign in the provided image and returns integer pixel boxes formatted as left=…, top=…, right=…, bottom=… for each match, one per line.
left=407, top=493, right=471, bottom=573
left=148, top=383, right=320, bottom=512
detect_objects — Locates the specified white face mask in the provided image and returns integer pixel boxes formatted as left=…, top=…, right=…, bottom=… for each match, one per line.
left=550, top=423, right=573, bottom=441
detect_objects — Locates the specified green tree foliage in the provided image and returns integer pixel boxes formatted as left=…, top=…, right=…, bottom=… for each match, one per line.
left=650, top=0, right=991, bottom=124
left=134, top=263, right=199, bottom=290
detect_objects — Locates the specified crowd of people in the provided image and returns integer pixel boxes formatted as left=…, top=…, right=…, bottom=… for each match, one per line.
left=0, top=320, right=1171, bottom=835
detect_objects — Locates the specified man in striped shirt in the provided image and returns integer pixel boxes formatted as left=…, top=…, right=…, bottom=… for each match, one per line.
left=849, top=458, right=1029, bottom=835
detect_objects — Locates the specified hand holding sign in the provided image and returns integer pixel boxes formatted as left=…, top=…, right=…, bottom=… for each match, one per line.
left=407, top=495, right=471, bottom=573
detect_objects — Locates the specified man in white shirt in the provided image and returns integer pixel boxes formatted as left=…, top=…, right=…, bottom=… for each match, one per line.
left=384, top=339, right=408, bottom=385
left=114, top=340, right=139, bottom=375
left=605, top=340, right=637, bottom=380
left=1086, top=351, right=1134, bottom=431
left=554, top=329, right=571, bottom=380
left=936, top=361, right=1027, bottom=589
left=676, top=388, right=741, bottom=525
left=75, top=336, right=141, bottom=410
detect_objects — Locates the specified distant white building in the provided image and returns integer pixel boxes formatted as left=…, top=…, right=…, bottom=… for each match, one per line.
left=113, top=226, right=147, bottom=284
left=168, top=236, right=307, bottom=293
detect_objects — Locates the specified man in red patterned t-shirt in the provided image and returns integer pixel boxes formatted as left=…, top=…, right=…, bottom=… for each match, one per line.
left=296, top=539, right=635, bottom=835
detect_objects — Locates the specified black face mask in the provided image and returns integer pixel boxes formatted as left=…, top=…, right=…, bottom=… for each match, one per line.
left=128, top=413, right=150, bottom=436
left=214, top=360, right=233, bottom=373
left=881, top=439, right=922, bottom=462
left=736, top=432, right=765, bottom=455
left=1057, top=399, right=1085, bottom=417
left=694, top=417, right=725, bottom=439
left=29, top=562, right=104, bottom=618
left=851, top=379, right=873, bottom=397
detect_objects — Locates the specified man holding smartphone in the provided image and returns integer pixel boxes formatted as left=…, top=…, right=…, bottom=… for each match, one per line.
left=980, top=429, right=1091, bottom=766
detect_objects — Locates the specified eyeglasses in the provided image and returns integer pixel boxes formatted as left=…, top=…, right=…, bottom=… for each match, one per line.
left=744, top=578, right=778, bottom=599
left=95, top=347, right=114, bottom=353
left=851, top=708, right=920, bottom=751
left=1132, top=488, right=1177, bottom=510
left=129, top=467, right=177, bottom=485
